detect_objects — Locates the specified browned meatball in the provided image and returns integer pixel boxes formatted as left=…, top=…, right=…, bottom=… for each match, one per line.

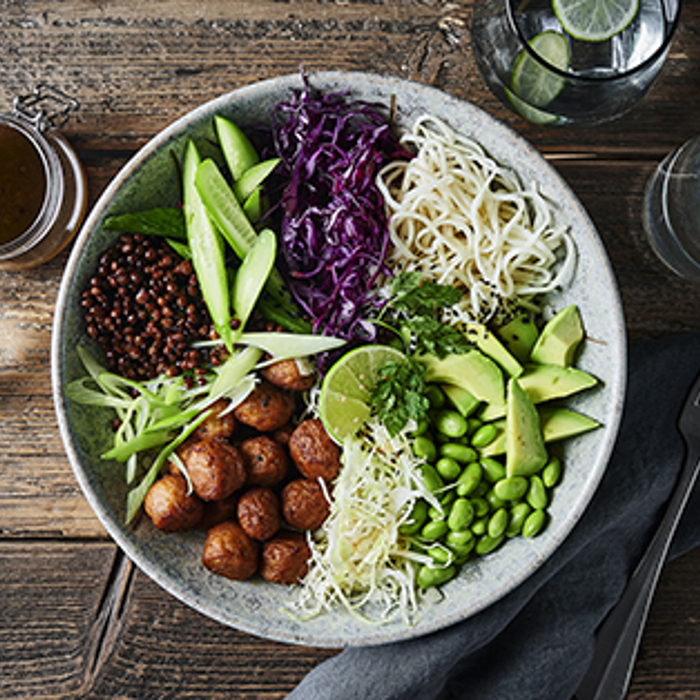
left=184, top=438, right=246, bottom=501
left=261, top=358, right=316, bottom=391
left=282, top=478, right=330, bottom=531
left=237, top=487, right=282, bottom=541
left=260, top=530, right=311, bottom=584
left=272, top=423, right=295, bottom=447
left=288, top=418, right=341, bottom=482
left=144, top=473, right=203, bottom=533
left=239, top=434, right=289, bottom=487
left=199, top=495, right=238, bottom=530
left=233, top=379, right=295, bottom=432
left=194, top=398, right=236, bottom=441
left=202, top=521, right=259, bottom=581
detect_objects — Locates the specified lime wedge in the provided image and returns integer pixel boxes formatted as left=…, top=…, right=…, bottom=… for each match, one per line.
left=510, top=30, right=570, bottom=123
left=552, top=0, right=640, bottom=42
left=319, top=344, right=406, bottom=443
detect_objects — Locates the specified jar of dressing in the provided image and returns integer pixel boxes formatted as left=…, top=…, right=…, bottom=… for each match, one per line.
left=0, top=85, right=87, bottom=270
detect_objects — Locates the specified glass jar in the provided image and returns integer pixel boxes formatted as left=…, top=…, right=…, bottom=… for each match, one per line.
left=0, top=85, right=87, bottom=271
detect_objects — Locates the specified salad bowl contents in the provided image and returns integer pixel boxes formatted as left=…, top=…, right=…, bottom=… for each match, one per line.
left=52, top=71, right=625, bottom=647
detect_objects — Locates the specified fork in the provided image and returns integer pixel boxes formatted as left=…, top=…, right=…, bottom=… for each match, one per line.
left=575, top=370, right=700, bottom=700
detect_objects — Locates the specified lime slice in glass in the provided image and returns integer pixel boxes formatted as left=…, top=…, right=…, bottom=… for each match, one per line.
left=319, top=344, right=405, bottom=443
left=552, top=0, right=641, bottom=42
left=510, top=30, right=570, bottom=123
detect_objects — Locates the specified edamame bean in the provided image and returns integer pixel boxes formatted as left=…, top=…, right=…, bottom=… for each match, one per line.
left=449, top=539, right=475, bottom=560
left=417, top=563, right=457, bottom=589
left=446, top=529, right=474, bottom=548
left=411, top=418, right=431, bottom=437
left=435, top=409, right=468, bottom=439
left=413, top=436, right=437, bottom=463
left=456, top=461, right=483, bottom=497
left=475, top=534, right=505, bottom=556
left=471, top=517, right=488, bottom=536
left=448, top=498, right=475, bottom=531
left=427, top=544, right=452, bottom=565
left=426, top=384, right=447, bottom=410
left=542, top=456, right=562, bottom=488
left=420, top=463, right=444, bottom=493
left=436, top=456, right=461, bottom=481
left=440, top=489, right=456, bottom=508
left=481, top=457, right=506, bottom=483
left=399, top=500, right=429, bottom=535
left=506, top=502, right=532, bottom=537
left=485, top=488, right=506, bottom=511
left=527, top=475, right=548, bottom=510
left=471, top=497, right=490, bottom=518
left=471, top=423, right=498, bottom=448
left=422, top=520, right=449, bottom=541
left=467, top=417, right=483, bottom=435
left=493, top=476, right=529, bottom=502
left=440, top=443, right=478, bottom=464
left=428, top=504, right=445, bottom=521
left=473, top=480, right=489, bottom=497
left=522, top=509, right=547, bottom=538
left=488, top=508, right=509, bottom=539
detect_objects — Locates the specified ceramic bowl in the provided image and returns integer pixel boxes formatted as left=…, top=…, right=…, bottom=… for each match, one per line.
left=52, top=71, right=626, bottom=647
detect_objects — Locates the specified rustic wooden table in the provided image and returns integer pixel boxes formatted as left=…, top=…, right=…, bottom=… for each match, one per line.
left=2, top=1, right=700, bottom=697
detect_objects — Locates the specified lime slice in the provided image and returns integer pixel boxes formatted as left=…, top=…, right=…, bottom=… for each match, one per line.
left=319, top=344, right=406, bottom=443
left=510, top=30, right=570, bottom=123
left=552, top=0, right=640, bottom=42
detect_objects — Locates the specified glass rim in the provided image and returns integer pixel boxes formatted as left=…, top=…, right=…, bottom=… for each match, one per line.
left=506, top=0, right=682, bottom=83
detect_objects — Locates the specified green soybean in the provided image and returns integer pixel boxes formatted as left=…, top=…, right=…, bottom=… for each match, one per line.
left=506, top=502, right=532, bottom=537
left=440, top=443, right=478, bottom=464
left=413, top=436, right=437, bottom=463
left=436, top=456, right=462, bottom=481
left=467, top=417, right=483, bottom=435
left=456, top=461, right=483, bottom=497
left=426, top=384, right=447, bottom=409
left=471, top=517, right=488, bottom=536
left=493, top=476, right=529, bottom=502
left=399, top=500, right=429, bottom=535
left=420, top=463, right=444, bottom=493
left=440, top=489, right=456, bottom=508
left=446, top=529, right=474, bottom=548
left=485, top=488, right=506, bottom=511
left=435, top=410, right=468, bottom=439
left=427, top=544, right=452, bottom=565
left=422, top=520, right=449, bottom=541
left=488, top=508, right=509, bottom=539
left=475, top=534, right=505, bottom=556
left=481, top=457, right=506, bottom=483
left=417, top=564, right=457, bottom=589
left=448, top=498, right=474, bottom=531
left=471, top=497, right=490, bottom=518
left=428, top=504, right=445, bottom=521
left=471, top=423, right=498, bottom=448
left=522, top=509, right=547, bottom=538
left=542, top=456, right=562, bottom=488
left=527, top=475, right=549, bottom=510
left=412, top=418, right=431, bottom=437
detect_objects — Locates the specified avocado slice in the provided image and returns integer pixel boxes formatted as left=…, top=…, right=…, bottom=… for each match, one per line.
left=420, top=350, right=505, bottom=407
left=442, top=383, right=481, bottom=418
left=480, top=363, right=598, bottom=421
left=530, top=305, right=584, bottom=367
left=505, top=377, right=548, bottom=477
left=495, top=312, right=539, bottom=364
left=463, top=321, right=523, bottom=378
left=481, top=406, right=601, bottom=457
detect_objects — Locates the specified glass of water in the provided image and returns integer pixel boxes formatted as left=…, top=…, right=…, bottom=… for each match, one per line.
left=470, top=0, right=681, bottom=126
left=643, top=136, right=700, bottom=284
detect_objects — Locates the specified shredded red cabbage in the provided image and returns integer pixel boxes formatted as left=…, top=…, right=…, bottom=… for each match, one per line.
left=271, top=77, right=412, bottom=344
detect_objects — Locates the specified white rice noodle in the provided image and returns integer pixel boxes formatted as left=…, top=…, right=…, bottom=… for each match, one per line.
left=377, top=114, right=576, bottom=321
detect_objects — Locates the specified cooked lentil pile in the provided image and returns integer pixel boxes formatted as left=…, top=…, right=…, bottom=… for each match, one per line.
left=80, top=233, right=228, bottom=380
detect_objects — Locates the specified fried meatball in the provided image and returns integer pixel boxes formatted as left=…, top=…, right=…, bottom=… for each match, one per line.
left=202, top=521, right=259, bottom=581
left=282, top=478, right=330, bottom=531
left=184, top=438, right=246, bottom=501
left=288, top=418, right=341, bottom=482
left=144, top=473, right=203, bottom=533
left=194, top=398, right=236, bottom=441
left=272, top=423, right=294, bottom=447
left=199, top=495, right=238, bottom=530
left=233, top=379, right=295, bottom=432
left=237, top=487, right=282, bottom=541
left=261, top=357, right=316, bottom=391
left=239, top=434, right=289, bottom=487
left=260, top=530, right=311, bottom=584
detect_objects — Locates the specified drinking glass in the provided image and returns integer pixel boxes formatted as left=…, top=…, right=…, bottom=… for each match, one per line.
left=642, top=136, right=700, bottom=283
left=470, top=0, right=681, bottom=126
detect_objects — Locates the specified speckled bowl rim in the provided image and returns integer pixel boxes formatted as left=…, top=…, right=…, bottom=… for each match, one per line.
left=52, top=70, right=626, bottom=648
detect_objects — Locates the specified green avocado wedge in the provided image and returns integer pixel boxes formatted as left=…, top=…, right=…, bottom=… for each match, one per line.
left=530, top=304, right=584, bottom=367
left=505, top=377, right=548, bottom=477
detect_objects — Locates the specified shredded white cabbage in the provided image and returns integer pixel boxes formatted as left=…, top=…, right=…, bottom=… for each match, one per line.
left=287, top=420, right=440, bottom=625
left=377, top=114, right=576, bottom=322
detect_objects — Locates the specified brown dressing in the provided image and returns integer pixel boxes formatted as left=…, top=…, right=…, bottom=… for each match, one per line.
left=0, top=123, right=47, bottom=245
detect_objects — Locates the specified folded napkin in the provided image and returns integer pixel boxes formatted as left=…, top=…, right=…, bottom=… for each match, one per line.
left=288, top=332, right=700, bottom=700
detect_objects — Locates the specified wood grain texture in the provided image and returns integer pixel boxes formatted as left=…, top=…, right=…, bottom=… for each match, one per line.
left=1, top=0, right=700, bottom=697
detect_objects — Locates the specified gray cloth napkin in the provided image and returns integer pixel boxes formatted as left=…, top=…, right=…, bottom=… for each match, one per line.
left=288, top=332, right=700, bottom=700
